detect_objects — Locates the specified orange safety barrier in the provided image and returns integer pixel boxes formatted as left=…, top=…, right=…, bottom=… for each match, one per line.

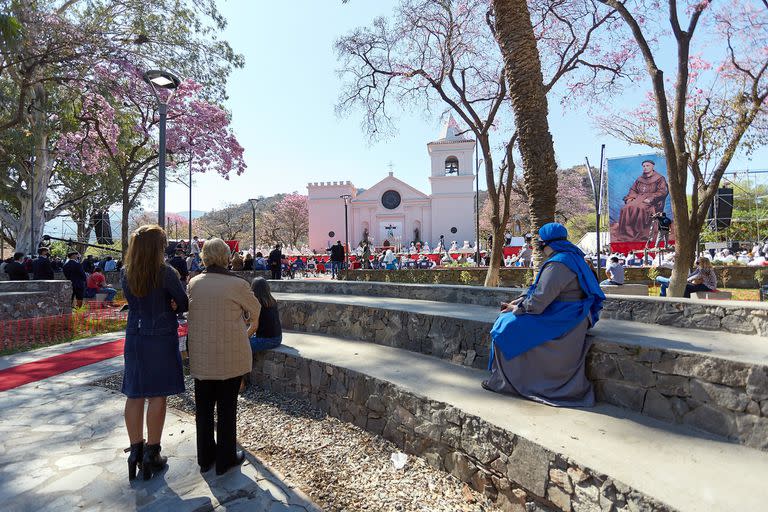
left=0, top=303, right=128, bottom=352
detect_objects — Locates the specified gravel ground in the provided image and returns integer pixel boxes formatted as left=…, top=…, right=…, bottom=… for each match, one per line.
left=94, top=373, right=502, bottom=512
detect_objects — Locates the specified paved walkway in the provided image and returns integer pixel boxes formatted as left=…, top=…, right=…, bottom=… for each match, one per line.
left=0, top=336, right=319, bottom=512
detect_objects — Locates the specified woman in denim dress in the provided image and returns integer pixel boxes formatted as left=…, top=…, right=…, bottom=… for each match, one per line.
left=121, top=225, right=189, bottom=481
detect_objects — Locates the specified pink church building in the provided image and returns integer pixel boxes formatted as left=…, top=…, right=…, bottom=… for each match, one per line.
left=307, top=116, right=476, bottom=252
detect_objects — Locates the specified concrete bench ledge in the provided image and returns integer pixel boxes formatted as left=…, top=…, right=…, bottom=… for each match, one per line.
left=694, top=290, right=733, bottom=300
left=600, top=283, right=648, bottom=296
left=253, top=332, right=768, bottom=512
left=274, top=292, right=768, bottom=450
left=269, top=279, right=768, bottom=336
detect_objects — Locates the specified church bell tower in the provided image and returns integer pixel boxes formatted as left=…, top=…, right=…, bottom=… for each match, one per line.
left=428, top=115, right=476, bottom=246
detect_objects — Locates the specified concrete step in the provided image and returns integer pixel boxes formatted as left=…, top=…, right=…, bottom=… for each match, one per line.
left=273, top=292, right=768, bottom=451
left=268, top=279, right=768, bottom=337
left=253, top=331, right=768, bottom=512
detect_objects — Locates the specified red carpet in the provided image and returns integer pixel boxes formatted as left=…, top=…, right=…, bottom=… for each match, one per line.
left=0, top=339, right=124, bottom=392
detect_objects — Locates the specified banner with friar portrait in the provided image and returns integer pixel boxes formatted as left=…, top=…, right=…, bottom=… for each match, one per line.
left=607, top=153, right=674, bottom=252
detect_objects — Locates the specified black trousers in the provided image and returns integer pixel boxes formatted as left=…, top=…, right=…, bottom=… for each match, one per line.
left=270, top=265, right=281, bottom=280
left=194, top=376, right=241, bottom=471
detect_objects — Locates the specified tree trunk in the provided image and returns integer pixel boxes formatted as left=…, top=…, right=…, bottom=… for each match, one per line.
left=669, top=229, right=697, bottom=297
left=15, top=84, right=54, bottom=255
left=484, top=223, right=507, bottom=287
left=492, top=0, right=558, bottom=270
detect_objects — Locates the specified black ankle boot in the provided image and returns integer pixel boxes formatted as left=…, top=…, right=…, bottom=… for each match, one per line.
left=142, top=443, right=168, bottom=480
left=125, top=440, right=144, bottom=481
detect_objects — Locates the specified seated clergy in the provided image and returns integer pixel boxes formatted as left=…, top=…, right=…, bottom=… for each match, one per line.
left=483, top=223, right=605, bottom=407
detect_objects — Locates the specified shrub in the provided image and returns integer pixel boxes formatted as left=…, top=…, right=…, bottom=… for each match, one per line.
left=754, top=269, right=766, bottom=286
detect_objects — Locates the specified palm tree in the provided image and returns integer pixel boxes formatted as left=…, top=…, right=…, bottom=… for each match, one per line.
left=491, top=0, right=558, bottom=265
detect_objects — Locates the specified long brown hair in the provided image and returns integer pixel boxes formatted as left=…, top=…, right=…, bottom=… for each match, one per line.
left=251, top=277, right=277, bottom=308
left=124, top=224, right=167, bottom=297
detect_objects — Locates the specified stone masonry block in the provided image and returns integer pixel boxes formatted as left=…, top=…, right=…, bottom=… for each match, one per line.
left=683, top=402, right=737, bottom=439
left=617, top=359, right=656, bottom=388
left=746, top=367, right=768, bottom=402
left=654, top=374, right=690, bottom=397
left=690, top=380, right=750, bottom=413
left=506, top=438, right=553, bottom=497
left=642, top=390, right=676, bottom=422
left=652, top=356, right=750, bottom=388
left=595, top=381, right=646, bottom=411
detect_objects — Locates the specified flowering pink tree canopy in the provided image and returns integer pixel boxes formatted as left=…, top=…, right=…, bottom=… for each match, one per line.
left=58, top=60, right=246, bottom=251
left=262, top=194, right=309, bottom=248
left=595, top=0, right=768, bottom=296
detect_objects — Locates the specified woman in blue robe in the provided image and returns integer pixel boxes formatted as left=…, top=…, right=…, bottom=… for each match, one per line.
left=483, top=223, right=605, bottom=407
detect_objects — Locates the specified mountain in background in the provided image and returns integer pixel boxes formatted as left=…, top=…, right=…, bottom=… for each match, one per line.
left=175, top=210, right=207, bottom=220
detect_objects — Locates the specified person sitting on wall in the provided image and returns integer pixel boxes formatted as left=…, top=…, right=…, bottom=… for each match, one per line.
left=248, top=277, right=282, bottom=353
left=655, top=257, right=717, bottom=298
left=243, top=252, right=254, bottom=271
left=86, top=267, right=118, bottom=304
left=483, top=223, right=605, bottom=407
left=104, top=256, right=117, bottom=272
left=230, top=251, right=244, bottom=271
left=600, top=256, right=625, bottom=286
left=253, top=252, right=267, bottom=270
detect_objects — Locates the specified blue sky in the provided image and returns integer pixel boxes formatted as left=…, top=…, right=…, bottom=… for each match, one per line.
left=159, top=0, right=768, bottom=214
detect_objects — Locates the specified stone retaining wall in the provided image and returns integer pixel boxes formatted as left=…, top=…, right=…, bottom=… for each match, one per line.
left=0, top=280, right=72, bottom=321
left=251, top=350, right=671, bottom=512
left=270, top=280, right=524, bottom=308
left=277, top=300, right=768, bottom=450
left=271, top=280, right=768, bottom=336
left=339, top=265, right=762, bottom=289
left=600, top=296, right=768, bottom=336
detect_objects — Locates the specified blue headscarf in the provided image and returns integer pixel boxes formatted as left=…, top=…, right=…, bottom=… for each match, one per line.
left=489, top=223, right=605, bottom=362
left=538, top=222, right=604, bottom=326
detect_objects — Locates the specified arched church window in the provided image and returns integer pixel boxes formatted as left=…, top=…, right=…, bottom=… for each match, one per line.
left=444, top=156, right=459, bottom=175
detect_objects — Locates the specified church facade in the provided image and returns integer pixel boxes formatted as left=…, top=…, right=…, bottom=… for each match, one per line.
left=307, top=117, right=476, bottom=252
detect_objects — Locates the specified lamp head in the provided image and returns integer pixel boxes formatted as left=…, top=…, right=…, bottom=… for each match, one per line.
left=142, top=70, right=181, bottom=90
left=248, top=198, right=260, bottom=208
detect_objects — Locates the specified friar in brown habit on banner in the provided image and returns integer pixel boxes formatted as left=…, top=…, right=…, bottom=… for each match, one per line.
left=615, top=159, right=669, bottom=241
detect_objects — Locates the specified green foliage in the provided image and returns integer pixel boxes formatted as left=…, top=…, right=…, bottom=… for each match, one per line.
left=459, top=271, right=473, bottom=285
left=755, top=269, right=766, bottom=286
left=699, top=179, right=768, bottom=243
left=48, top=240, right=68, bottom=259
left=523, top=269, right=535, bottom=286
left=720, top=268, right=731, bottom=288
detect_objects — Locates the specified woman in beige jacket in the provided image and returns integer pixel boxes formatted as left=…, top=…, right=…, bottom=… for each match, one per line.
left=187, top=238, right=261, bottom=475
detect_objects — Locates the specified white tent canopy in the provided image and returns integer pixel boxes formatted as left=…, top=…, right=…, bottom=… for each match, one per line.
left=577, top=232, right=610, bottom=254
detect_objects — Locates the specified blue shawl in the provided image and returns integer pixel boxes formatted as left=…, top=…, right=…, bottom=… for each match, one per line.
left=490, top=223, right=605, bottom=362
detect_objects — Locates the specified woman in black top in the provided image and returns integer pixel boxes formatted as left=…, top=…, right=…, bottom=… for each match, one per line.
left=248, top=277, right=282, bottom=351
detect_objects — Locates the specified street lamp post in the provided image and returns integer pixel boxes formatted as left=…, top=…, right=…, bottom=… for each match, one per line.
left=475, top=143, right=483, bottom=267
left=143, top=70, right=181, bottom=229
left=188, top=159, right=193, bottom=247
left=585, top=144, right=606, bottom=276
left=340, top=194, right=352, bottom=269
left=248, top=198, right=261, bottom=254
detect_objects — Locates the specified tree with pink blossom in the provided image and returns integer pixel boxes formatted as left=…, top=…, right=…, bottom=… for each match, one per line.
left=60, top=61, right=246, bottom=253
left=596, top=0, right=768, bottom=296
left=337, top=0, right=630, bottom=285
left=0, top=0, right=242, bottom=254
left=270, top=194, right=309, bottom=248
